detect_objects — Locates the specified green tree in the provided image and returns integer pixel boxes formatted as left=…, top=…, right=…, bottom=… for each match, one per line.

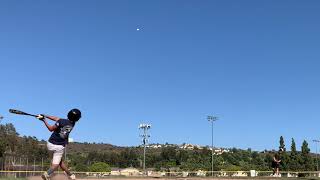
left=278, top=136, right=289, bottom=170
left=176, top=149, right=190, bottom=166
left=70, top=154, right=88, bottom=171
left=161, top=147, right=176, bottom=161
left=291, top=138, right=297, bottom=156
left=164, top=160, right=177, bottom=171
left=0, top=139, right=6, bottom=158
left=251, top=151, right=266, bottom=170
left=288, top=138, right=300, bottom=171
left=279, top=136, right=285, bottom=151
left=301, top=140, right=314, bottom=171
left=118, top=148, right=139, bottom=168
left=75, top=163, right=89, bottom=172
left=89, top=162, right=111, bottom=172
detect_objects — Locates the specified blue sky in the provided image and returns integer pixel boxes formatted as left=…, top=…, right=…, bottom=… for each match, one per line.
left=0, top=0, right=320, bottom=151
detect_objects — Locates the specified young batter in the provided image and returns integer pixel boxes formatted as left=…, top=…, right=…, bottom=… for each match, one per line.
left=37, top=109, right=81, bottom=180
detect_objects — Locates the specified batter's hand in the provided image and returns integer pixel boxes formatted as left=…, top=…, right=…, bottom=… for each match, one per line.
left=36, top=114, right=45, bottom=121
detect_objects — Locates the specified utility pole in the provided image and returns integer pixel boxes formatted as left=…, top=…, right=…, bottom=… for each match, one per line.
left=207, top=115, right=218, bottom=177
left=313, top=139, right=320, bottom=171
left=139, top=123, right=151, bottom=175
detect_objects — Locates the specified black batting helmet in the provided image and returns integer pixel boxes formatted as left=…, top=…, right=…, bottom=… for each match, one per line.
left=68, top=109, right=81, bottom=122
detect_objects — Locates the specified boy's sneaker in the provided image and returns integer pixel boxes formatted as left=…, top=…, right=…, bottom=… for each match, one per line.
left=69, top=174, right=76, bottom=180
left=41, top=172, right=50, bottom=180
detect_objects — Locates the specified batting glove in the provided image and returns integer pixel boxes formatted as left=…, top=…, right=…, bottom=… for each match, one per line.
left=36, top=114, right=45, bottom=121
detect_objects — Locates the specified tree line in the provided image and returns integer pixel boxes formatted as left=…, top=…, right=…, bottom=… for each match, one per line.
left=68, top=136, right=318, bottom=172
left=0, top=123, right=318, bottom=172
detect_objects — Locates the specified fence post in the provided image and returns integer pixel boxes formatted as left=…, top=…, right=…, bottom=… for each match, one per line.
left=26, top=157, right=28, bottom=177
left=33, top=158, right=36, bottom=176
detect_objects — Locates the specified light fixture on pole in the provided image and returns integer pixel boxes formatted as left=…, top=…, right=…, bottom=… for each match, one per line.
left=313, top=139, right=320, bottom=171
left=139, top=123, right=151, bottom=175
left=207, top=115, right=218, bottom=177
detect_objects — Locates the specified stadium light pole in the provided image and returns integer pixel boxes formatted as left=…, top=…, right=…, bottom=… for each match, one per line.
left=139, top=123, right=151, bottom=175
left=207, top=116, right=218, bottom=177
left=313, top=139, right=320, bottom=171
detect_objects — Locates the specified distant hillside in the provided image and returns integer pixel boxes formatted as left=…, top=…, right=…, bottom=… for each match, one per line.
left=68, top=142, right=124, bottom=154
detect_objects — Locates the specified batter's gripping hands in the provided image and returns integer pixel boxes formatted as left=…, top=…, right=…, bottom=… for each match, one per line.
left=36, top=114, right=45, bottom=121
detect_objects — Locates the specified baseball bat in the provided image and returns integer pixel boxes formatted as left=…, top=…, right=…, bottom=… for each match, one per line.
left=9, top=109, right=38, bottom=118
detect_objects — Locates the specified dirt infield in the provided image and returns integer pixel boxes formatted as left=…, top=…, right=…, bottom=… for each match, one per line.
left=28, top=174, right=69, bottom=180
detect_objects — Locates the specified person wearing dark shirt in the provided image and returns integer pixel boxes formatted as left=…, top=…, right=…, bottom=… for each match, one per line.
left=272, top=152, right=281, bottom=177
left=37, top=109, right=81, bottom=180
